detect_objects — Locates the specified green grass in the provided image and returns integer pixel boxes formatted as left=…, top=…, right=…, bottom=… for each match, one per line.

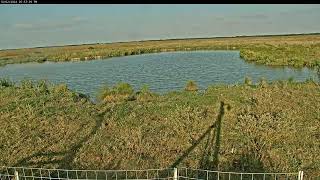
left=1, top=34, right=320, bottom=69
left=0, top=79, right=319, bottom=179
left=240, top=44, right=320, bottom=68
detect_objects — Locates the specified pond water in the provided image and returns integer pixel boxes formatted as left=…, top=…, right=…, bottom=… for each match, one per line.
left=0, top=51, right=318, bottom=98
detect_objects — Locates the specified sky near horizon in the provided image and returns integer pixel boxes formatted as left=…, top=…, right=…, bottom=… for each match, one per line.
left=0, top=4, right=320, bottom=50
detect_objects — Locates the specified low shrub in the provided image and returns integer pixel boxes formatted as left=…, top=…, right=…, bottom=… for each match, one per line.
left=185, top=80, right=198, bottom=91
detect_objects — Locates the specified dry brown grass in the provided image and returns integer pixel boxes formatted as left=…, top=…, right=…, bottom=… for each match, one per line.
left=2, top=79, right=318, bottom=178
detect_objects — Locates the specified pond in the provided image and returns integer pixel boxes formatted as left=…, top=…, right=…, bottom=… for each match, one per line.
left=0, top=51, right=318, bottom=98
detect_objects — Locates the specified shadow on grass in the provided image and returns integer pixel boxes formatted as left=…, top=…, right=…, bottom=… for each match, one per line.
left=169, top=101, right=226, bottom=170
left=13, top=109, right=111, bottom=171
left=229, top=153, right=265, bottom=173
left=199, top=101, right=225, bottom=170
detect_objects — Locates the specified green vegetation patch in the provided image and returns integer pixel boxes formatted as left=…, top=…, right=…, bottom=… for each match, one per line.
left=240, top=44, right=320, bottom=68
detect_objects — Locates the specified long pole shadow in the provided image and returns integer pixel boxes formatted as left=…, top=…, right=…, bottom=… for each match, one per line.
left=12, top=109, right=108, bottom=171
left=211, top=101, right=225, bottom=170
left=58, top=109, right=106, bottom=170
left=169, top=101, right=226, bottom=170
left=169, top=122, right=217, bottom=168
left=198, top=126, right=216, bottom=170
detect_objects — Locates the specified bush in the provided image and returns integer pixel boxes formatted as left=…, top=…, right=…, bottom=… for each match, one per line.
left=258, top=77, right=268, bottom=88
left=0, top=78, right=13, bottom=87
left=96, top=84, right=111, bottom=102
left=244, top=76, right=252, bottom=86
left=185, top=80, right=198, bottom=91
left=114, top=82, right=134, bottom=95
left=97, top=83, right=134, bottom=103
left=20, top=79, right=34, bottom=89
left=288, top=77, right=294, bottom=84
left=137, top=84, right=155, bottom=102
left=140, top=84, right=150, bottom=94
left=36, top=80, right=49, bottom=94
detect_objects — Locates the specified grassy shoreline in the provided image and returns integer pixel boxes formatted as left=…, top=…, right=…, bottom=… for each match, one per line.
left=1, top=79, right=319, bottom=178
left=1, top=34, right=320, bottom=68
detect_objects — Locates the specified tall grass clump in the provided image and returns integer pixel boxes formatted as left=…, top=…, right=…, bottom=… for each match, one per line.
left=96, top=84, right=111, bottom=102
left=96, top=82, right=135, bottom=103
left=136, top=84, right=156, bottom=102
left=244, top=76, right=252, bottom=86
left=185, top=80, right=198, bottom=91
left=113, top=82, right=134, bottom=95
left=258, top=77, right=268, bottom=88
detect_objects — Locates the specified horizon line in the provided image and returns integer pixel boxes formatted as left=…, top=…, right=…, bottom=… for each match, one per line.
left=1, top=32, right=319, bottom=51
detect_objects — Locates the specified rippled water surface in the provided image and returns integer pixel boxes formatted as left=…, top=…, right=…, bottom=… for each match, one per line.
left=0, top=51, right=319, bottom=97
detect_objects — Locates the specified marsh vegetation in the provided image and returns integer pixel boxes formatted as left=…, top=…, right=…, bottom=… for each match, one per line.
left=1, top=34, right=320, bottom=69
left=0, top=79, right=319, bottom=178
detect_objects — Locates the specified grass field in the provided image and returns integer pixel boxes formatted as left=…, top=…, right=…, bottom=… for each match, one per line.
left=1, top=34, right=320, bottom=68
left=0, top=79, right=319, bottom=178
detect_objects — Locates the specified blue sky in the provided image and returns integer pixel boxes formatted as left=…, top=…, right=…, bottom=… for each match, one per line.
left=0, top=4, right=319, bottom=49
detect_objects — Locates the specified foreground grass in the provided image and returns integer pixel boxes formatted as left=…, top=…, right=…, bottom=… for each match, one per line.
left=0, top=79, right=319, bottom=179
left=1, top=34, right=320, bottom=68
